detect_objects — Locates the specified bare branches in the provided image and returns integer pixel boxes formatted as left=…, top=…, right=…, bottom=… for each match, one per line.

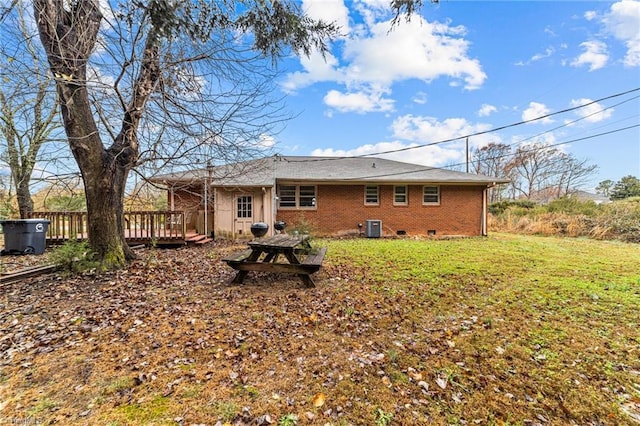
left=472, top=142, right=599, bottom=201
left=0, top=0, right=63, bottom=217
left=33, top=0, right=102, bottom=80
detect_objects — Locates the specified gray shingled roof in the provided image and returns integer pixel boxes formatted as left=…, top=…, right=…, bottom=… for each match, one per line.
left=151, top=155, right=509, bottom=187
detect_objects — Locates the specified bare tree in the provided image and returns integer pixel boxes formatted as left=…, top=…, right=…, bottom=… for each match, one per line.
left=505, top=143, right=597, bottom=201
left=471, top=143, right=512, bottom=203
left=554, top=153, right=598, bottom=198
left=32, top=0, right=341, bottom=268
left=0, top=0, right=62, bottom=218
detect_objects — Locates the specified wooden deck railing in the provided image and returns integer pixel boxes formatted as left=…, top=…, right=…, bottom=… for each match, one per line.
left=29, top=211, right=186, bottom=244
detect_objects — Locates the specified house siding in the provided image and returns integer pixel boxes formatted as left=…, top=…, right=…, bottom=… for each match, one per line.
left=276, top=184, right=485, bottom=237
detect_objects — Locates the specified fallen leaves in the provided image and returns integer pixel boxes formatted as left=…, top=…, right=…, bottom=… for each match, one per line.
left=1, top=238, right=639, bottom=425
left=312, top=392, right=325, bottom=407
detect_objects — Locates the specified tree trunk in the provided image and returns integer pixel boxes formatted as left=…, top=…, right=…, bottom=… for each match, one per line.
left=34, top=0, right=132, bottom=268
left=57, top=79, right=132, bottom=267
left=15, top=178, right=34, bottom=219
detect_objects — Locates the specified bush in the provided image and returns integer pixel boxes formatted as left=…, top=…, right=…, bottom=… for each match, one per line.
left=596, top=198, right=640, bottom=243
left=49, top=240, right=99, bottom=274
left=489, top=198, right=639, bottom=243
left=489, top=200, right=536, bottom=216
left=546, top=197, right=598, bottom=216
left=287, top=213, right=318, bottom=237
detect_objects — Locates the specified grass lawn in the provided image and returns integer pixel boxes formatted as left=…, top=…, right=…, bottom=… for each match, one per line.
left=1, top=233, right=638, bottom=425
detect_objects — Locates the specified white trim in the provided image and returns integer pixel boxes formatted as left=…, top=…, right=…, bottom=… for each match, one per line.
left=393, top=185, right=408, bottom=205
left=422, top=185, right=440, bottom=205
left=364, top=185, right=380, bottom=205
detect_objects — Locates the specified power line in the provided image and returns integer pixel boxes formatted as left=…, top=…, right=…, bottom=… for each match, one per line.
left=338, top=123, right=639, bottom=181
left=284, top=86, right=640, bottom=163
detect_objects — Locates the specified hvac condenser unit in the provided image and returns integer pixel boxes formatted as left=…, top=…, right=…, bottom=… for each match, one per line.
left=365, top=219, right=382, bottom=238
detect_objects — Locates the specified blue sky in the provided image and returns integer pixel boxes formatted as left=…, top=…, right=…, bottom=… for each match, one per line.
left=271, top=0, right=640, bottom=190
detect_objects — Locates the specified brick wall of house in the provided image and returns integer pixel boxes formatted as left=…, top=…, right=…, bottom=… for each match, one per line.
left=276, top=184, right=486, bottom=237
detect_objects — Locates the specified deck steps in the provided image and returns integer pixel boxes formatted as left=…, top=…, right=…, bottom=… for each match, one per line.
left=194, top=237, right=213, bottom=245
left=185, top=234, right=213, bottom=245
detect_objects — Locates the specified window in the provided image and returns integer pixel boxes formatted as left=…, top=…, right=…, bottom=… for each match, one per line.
left=394, top=185, right=408, bottom=205
left=365, top=185, right=379, bottom=205
left=423, top=185, right=440, bottom=205
left=237, top=195, right=253, bottom=218
left=278, top=185, right=297, bottom=208
left=278, top=185, right=317, bottom=209
left=299, top=186, right=316, bottom=207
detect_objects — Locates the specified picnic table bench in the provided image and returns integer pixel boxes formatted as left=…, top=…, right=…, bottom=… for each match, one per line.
left=222, top=234, right=327, bottom=287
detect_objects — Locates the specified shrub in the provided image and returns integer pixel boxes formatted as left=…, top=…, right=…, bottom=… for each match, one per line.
left=547, top=197, right=598, bottom=216
left=596, top=198, right=640, bottom=243
left=287, top=213, right=318, bottom=236
left=49, top=240, right=99, bottom=274
left=489, top=198, right=639, bottom=243
left=489, top=200, right=536, bottom=216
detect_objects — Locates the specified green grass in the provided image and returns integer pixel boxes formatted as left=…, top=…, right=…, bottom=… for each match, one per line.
left=2, top=233, right=638, bottom=425
left=319, top=234, right=639, bottom=423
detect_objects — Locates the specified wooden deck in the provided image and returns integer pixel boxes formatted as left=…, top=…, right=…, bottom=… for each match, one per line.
left=29, top=211, right=212, bottom=246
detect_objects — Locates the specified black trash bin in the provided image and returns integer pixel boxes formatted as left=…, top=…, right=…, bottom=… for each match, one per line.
left=0, top=219, right=50, bottom=255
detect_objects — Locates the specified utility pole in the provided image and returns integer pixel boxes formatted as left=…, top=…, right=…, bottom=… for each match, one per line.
left=466, top=137, right=469, bottom=173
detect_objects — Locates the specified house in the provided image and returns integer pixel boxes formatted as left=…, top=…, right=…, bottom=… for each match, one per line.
left=569, top=190, right=610, bottom=205
left=151, top=155, right=510, bottom=239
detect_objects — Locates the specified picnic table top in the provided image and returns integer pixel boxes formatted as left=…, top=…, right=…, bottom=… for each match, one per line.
left=247, top=234, right=309, bottom=250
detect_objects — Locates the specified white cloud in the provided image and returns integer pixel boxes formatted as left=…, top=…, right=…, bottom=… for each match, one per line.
left=602, top=0, right=640, bottom=67
left=312, top=141, right=417, bottom=158
left=311, top=112, right=503, bottom=167
left=341, top=18, right=485, bottom=89
left=280, top=50, right=342, bottom=93
left=391, top=114, right=495, bottom=148
left=569, top=98, right=614, bottom=123
left=311, top=141, right=465, bottom=167
left=303, top=0, right=350, bottom=34
left=531, top=47, right=555, bottom=62
left=312, top=114, right=502, bottom=167
left=258, top=134, right=276, bottom=148
left=412, top=92, right=428, bottom=105
left=478, top=104, right=497, bottom=117
left=281, top=3, right=486, bottom=113
left=522, top=102, right=554, bottom=124
left=512, top=133, right=558, bottom=150
left=571, top=40, right=609, bottom=70
left=584, top=10, right=598, bottom=21
left=323, top=86, right=394, bottom=113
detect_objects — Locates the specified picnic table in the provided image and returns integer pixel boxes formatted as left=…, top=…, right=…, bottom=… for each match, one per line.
left=222, top=234, right=327, bottom=287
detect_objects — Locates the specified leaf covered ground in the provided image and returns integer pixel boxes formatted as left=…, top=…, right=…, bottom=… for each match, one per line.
left=1, top=234, right=639, bottom=425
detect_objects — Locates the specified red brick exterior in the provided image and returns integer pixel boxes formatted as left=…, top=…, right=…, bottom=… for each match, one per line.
left=276, top=184, right=486, bottom=237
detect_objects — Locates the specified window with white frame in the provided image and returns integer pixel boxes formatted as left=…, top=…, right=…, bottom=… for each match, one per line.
left=423, top=185, right=440, bottom=205
left=364, top=185, right=379, bottom=205
left=394, top=185, right=408, bottom=205
left=236, top=195, right=253, bottom=218
left=277, top=185, right=317, bottom=209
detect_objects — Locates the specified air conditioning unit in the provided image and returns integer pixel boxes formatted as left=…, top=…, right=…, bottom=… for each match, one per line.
left=365, top=219, right=382, bottom=238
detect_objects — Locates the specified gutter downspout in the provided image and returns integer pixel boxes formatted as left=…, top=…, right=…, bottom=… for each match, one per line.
left=481, top=186, right=488, bottom=236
